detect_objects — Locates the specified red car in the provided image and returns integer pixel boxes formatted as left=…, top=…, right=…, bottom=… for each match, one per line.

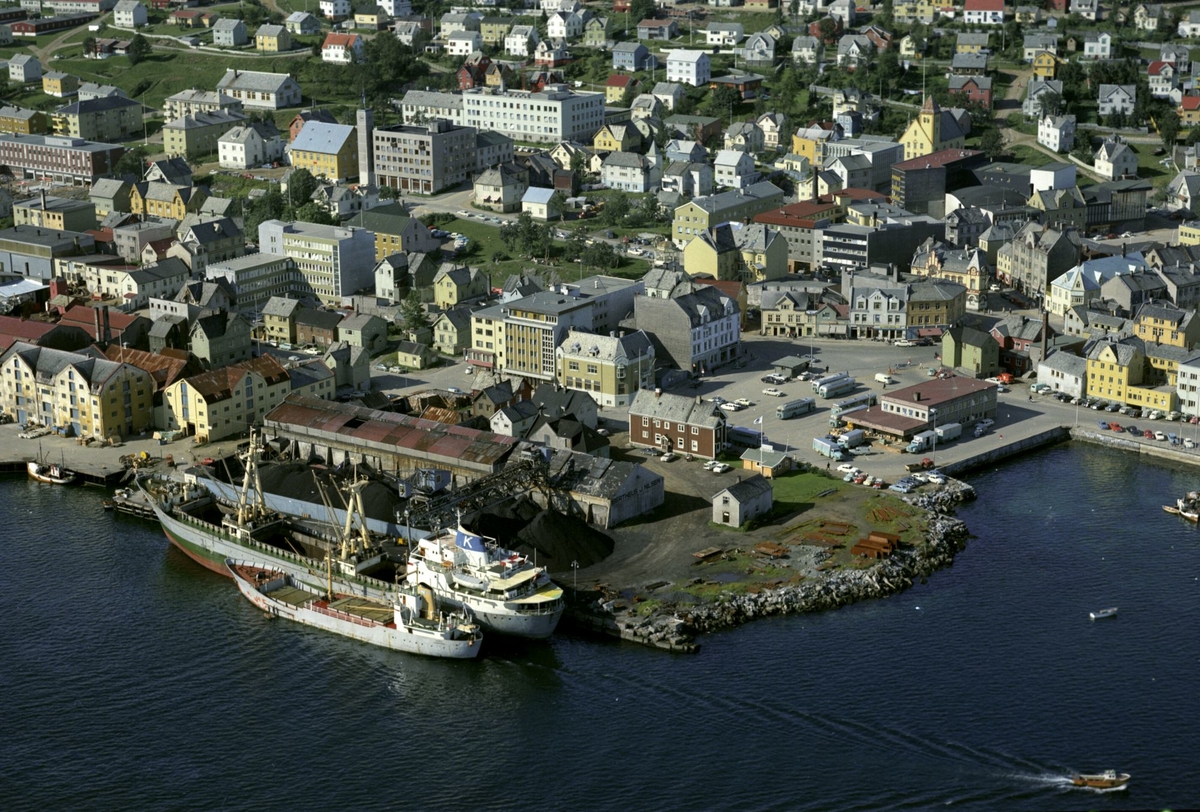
left=1144, top=429, right=1155, bottom=439
left=1109, top=423, right=1122, bottom=432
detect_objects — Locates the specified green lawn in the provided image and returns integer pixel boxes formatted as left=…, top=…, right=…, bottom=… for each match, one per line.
left=1127, top=141, right=1172, bottom=188
left=769, top=470, right=851, bottom=516
left=1007, top=144, right=1059, bottom=167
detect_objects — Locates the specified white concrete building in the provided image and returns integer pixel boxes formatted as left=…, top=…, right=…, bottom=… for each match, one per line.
left=112, top=0, right=147, bottom=27
left=218, top=122, right=285, bottom=170
left=1037, top=114, right=1075, bottom=153
left=666, top=50, right=711, bottom=87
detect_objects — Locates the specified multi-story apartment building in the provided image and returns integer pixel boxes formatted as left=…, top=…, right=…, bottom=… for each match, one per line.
left=753, top=199, right=840, bottom=271
left=51, top=96, right=142, bottom=142
left=0, top=133, right=123, bottom=185
left=258, top=220, right=376, bottom=305
left=0, top=106, right=50, bottom=135
left=400, top=86, right=605, bottom=144
left=289, top=121, right=358, bottom=181
left=373, top=119, right=476, bottom=194
left=205, top=254, right=300, bottom=317
left=163, top=89, right=243, bottom=121
left=555, top=328, right=655, bottom=408
left=665, top=50, right=711, bottom=86
left=631, top=284, right=740, bottom=373
left=216, top=69, right=303, bottom=111
left=672, top=181, right=785, bottom=248
left=162, top=110, right=245, bottom=159
left=996, top=221, right=1083, bottom=297
left=466, top=277, right=643, bottom=378
left=0, top=225, right=94, bottom=279
left=0, top=341, right=154, bottom=438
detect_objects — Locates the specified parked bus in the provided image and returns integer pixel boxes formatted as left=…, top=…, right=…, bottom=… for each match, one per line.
left=818, top=377, right=857, bottom=399
left=776, top=397, right=816, bottom=420
left=831, top=392, right=878, bottom=418
left=812, top=371, right=849, bottom=392
left=829, top=404, right=869, bottom=426
left=728, top=425, right=765, bottom=448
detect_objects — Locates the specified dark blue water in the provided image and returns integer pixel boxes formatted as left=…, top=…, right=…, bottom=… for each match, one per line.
left=1, top=442, right=1196, bottom=811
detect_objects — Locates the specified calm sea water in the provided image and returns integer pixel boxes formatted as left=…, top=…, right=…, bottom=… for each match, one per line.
left=0, top=442, right=1196, bottom=811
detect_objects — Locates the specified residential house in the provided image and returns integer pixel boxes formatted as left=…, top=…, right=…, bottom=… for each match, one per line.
left=1133, top=3, right=1163, bottom=31
left=506, top=24, right=538, bottom=56
left=1083, top=32, right=1112, bottom=59
left=212, top=18, right=248, bottom=47
left=958, top=32, right=990, bottom=55
left=52, top=96, right=142, bottom=142
left=757, top=112, right=788, bottom=151
left=949, top=75, right=993, bottom=109
left=284, top=11, right=320, bottom=35
left=1094, top=140, right=1138, bottom=181
left=323, top=32, right=365, bottom=64
left=605, top=74, right=636, bottom=104
left=1181, top=10, right=1200, bottom=38
left=1022, top=33, right=1057, bottom=62
left=792, top=35, right=822, bottom=65
left=835, top=34, right=873, bottom=70
left=627, top=388, right=726, bottom=457
left=521, top=187, right=560, bottom=221
left=713, top=149, right=758, bottom=189
left=712, top=475, right=772, bottom=527
left=1031, top=51, right=1058, bottom=80
left=706, top=22, right=743, bottom=47
left=8, top=55, right=40, bottom=84
left=162, top=110, right=245, bottom=159
left=602, top=151, right=659, bottom=193
left=113, top=0, right=147, bottom=27
left=666, top=50, right=710, bottom=86
left=433, top=265, right=487, bottom=309
left=320, top=0, right=351, bottom=21
left=218, top=121, right=284, bottom=170
left=432, top=308, right=472, bottom=356
left=1098, top=84, right=1136, bottom=117
left=996, top=220, right=1082, bottom=297
left=612, top=41, right=655, bottom=72
left=1038, top=114, right=1076, bottom=153
left=255, top=24, right=291, bottom=52
left=337, top=312, right=387, bottom=354
left=630, top=283, right=740, bottom=373
left=1149, top=61, right=1181, bottom=101
left=941, top=325, right=1001, bottom=377
left=672, top=181, right=785, bottom=248
left=41, top=72, right=78, bottom=98
left=1024, top=78, right=1064, bottom=118
left=189, top=311, right=252, bottom=368
left=294, top=308, right=342, bottom=350
left=290, top=122, right=358, bottom=181
left=594, top=123, right=640, bottom=153
left=474, top=162, right=529, bottom=213
left=723, top=120, right=764, bottom=154
left=637, top=18, right=677, bottom=41
left=357, top=203, right=439, bottom=261
left=742, top=31, right=778, bottom=66
left=963, top=0, right=1005, bottom=25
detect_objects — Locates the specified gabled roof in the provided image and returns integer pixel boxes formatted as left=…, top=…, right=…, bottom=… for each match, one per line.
left=290, top=122, right=355, bottom=155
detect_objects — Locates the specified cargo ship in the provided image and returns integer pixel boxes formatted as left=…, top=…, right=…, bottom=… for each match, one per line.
left=228, top=559, right=483, bottom=659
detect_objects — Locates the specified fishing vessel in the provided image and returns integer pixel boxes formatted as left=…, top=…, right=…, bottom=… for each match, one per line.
left=27, top=445, right=77, bottom=485
left=1089, top=607, right=1118, bottom=620
left=1169, top=491, right=1200, bottom=521
left=227, top=559, right=483, bottom=659
left=1070, top=770, right=1129, bottom=789
left=140, top=431, right=397, bottom=602
left=406, top=525, right=564, bottom=639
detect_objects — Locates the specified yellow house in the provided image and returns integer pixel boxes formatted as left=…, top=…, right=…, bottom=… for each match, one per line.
left=554, top=328, right=656, bottom=408
left=290, top=122, right=359, bottom=181
left=255, top=24, right=292, bottom=52
left=682, top=222, right=787, bottom=283
left=41, top=72, right=79, bottom=98
left=593, top=123, right=639, bottom=153
left=1032, top=51, right=1058, bottom=80
left=1133, top=303, right=1200, bottom=350
left=956, top=33, right=988, bottom=55
left=1178, top=220, right=1200, bottom=245
left=0, top=106, right=49, bottom=135
left=353, top=11, right=390, bottom=29
left=433, top=265, right=487, bottom=310
left=791, top=124, right=835, bottom=165
left=130, top=182, right=208, bottom=220
left=1085, top=340, right=1143, bottom=405
left=163, top=356, right=291, bottom=443
left=901, top=96, right=967, bottom=161
left=894, top=0, right=937, bottom=24
left=0, top=341, right=154, bottom=439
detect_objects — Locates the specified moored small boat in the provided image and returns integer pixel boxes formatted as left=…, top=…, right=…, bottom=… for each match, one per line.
left=1070, top=770, right=1129, bottom=790
left=1089, top=607, right=1118, bottom=620
left=27, top=459, right=77, bottom=486
left=227, top=559, right=483, bottom=659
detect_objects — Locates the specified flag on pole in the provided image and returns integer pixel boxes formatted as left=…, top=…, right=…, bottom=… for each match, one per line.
left=753, top=416, right=763, bottom=425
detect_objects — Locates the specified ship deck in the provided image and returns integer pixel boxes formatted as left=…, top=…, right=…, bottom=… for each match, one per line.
left=267, top=585, right=316, bottom=608
left=327, top=596, right=394, bottom=624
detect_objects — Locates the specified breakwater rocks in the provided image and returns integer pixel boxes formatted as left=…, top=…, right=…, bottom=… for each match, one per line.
left=566, top=486, right=973, bottom=653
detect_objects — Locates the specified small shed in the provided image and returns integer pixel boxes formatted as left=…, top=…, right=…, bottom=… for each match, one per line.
left=712, top=473, right=773, bottom=527
left=773, top=355, right=810, bottom=378
left=738, top=447, right=793, bottom=478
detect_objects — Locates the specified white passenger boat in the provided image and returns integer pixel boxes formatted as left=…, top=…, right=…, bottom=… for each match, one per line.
left=406, top=525, right=564, bottom=639
left=1089, top=607, right=1118, bottom=620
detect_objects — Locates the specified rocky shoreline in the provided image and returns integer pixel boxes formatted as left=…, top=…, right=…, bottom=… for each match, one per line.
left=564, top=481, right=977, bottom=653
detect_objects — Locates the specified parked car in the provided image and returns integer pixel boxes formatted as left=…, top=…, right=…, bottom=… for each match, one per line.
left=837, top=463, right=861, bottom=474
left=711, top=462, right=731, bottom=473
left=1155, top=431, right=1167, bottom=441
left=1144, top=429, right=1155, bottom=439
left=720, top=402, right=743, bottom=412
left=1105, top=402, right=1120, bottom=412
left=734, top=398, right=753, bottom=407
left=762, top=387, right=785, bottom=397
left=1097, top=421, right=1109, bottom=430
left=660, top=452, right=678, bottom=462
left=889, top=482, right=913, bottom=493
left=1125, top=425, right=1140, bottom=435
left=1186, top=438, right=1197, bottom=449
left=1109, top=422, right=1122, bottom=432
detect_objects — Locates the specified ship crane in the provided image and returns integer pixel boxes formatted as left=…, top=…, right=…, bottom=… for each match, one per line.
left=403, top=452, right=553, bottom=531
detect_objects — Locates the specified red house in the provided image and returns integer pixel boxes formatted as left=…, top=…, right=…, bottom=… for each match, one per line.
left=457, top=54, right=491, bottom=90
left=949, top=75, right=993, bottom=110
left=808, top=16, right=843, bottom=45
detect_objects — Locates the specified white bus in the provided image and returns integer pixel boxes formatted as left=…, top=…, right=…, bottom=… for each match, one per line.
left=830, top=392, right=878, bottom=417
left=812, top=371, right=849, bottom=392
left=776, top=397, right=816, bottom=419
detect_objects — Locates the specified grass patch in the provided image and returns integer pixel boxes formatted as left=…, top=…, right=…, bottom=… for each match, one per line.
left=770, top=469, right=849, bottom=516
left=1007, top=144, right=1059, bottom=167
left=1127, top=142, right=1171, bottom=188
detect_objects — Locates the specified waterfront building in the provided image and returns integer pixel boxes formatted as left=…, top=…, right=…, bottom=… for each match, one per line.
left=0, top=341, right=154, bottom=438
left=713, top=474, right=773, bottom=528
left=163, top=355, right=290, bottom=443
left=1084, top=337, right=1145, bottom=406
left=941, top=325, right=1001, bottom=378
left=628, top=388, right=726, bottom=458
left=1037, top=349, right=1088, bottom=400
left=554, top=328, right=655, bottom=408
left=848, top=375, right=999, bottom=441
left=1175, top=352, right=1200, bottom=416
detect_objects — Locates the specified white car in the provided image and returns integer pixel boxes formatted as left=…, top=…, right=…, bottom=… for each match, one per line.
left=762, top=387, right=785, bottom=397
left=447, top=387, right=463, bottom=394
left=926, top=471, right=946, bottom=485
left=837, top=463, right=861, bottom=474
left=719, top=402, right=743, bottom=412
left=893, top=339, right=917, bottom=347
left=703, top=459, right=720, bottom=470
left=711, top=463, right=732, bottom=473
left=734, top=398, right=753, bottom=407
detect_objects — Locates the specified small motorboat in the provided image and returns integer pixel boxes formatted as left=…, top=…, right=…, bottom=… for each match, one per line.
left=1070, top=770, right=1129, bottom=790
left=1089, top=607, right=1118, bottom=620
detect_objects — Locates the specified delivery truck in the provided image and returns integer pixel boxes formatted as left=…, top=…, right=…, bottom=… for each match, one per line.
left=874, top=373, right=894, bottom=385
left=812, top=436, right=847, bottom=461
left=906, top=430, right=937, bottom=454
left=934, top=422, right=961, bottom=442
left=837, top=429, right=866, bottom=448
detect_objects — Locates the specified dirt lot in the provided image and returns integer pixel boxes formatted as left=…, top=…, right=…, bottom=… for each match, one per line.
left=570, top=439, right=930, bottom=602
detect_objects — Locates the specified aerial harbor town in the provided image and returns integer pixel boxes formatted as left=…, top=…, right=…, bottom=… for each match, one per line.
left=3, top=0, right=1200, bottom=665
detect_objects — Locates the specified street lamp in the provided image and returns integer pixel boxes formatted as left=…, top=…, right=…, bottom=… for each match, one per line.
left=571, top=559, right=579, bottom=593
left=930, top=407, right=938, bottom=468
